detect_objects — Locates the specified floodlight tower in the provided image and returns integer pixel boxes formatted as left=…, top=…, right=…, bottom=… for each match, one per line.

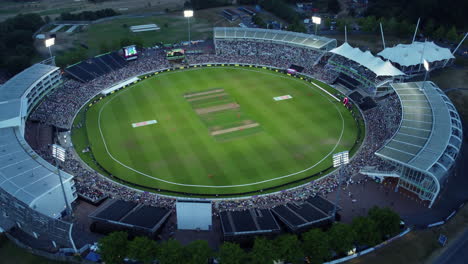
left=52, top=144, right=72, bottom=218
left=184, top=10, right=194, bottom=43
left=332, top=151, right=349, bottom=219
left=45, top=37, right=55, bottom=59
left=421, top=59, right=430, bottom=92
left=312, top=16, right=321, bottom=35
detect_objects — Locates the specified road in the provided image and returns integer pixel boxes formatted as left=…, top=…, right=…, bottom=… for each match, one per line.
left=433, top=229, right=468, bottom=264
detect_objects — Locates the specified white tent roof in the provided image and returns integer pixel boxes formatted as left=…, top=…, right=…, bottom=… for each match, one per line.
left=330, top=43, right=404, bottom=76
left=377, top=41, right=455, bottom=67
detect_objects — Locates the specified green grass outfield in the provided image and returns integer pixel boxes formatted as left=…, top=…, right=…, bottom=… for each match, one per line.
left=73, top=67, right=361, bottom=195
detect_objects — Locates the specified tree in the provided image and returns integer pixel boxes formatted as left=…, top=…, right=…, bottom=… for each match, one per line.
left=249, top=237, right=275, bottom=264
left=328, top=223, right=356, bottom=255
left=446, top=26, right=459, bottom=43
left=185, top=240, right=212, bottom=264
left=273, top=234, right=303, bottom=264
left=433, top=26, right=446, bottom=41
left=368, top=206, right=400, bottom=239
left=98, top=231, right=129, bottom=264
left=424, top=18, right=435, bottom=37
left=127, top=236, right=157, bottom=264
left=386, top=17, right=399, bottom=34
left=327, top=0, right=341, bottom=14
left=351, top=216, right=381, bottom=246
left=360, top=16, right=378, bottom=33
left=288, top=20, right=307, bottom=33
left=302, top=229, right=331, bottom=264
left=324, top=18, right=332, bottom=28
left=395, top=20, right=412, bottom=38
left=252, top=15, right=266, bottom=28
left=157, top=239, right=186, bottom=264
left=218, top=242, right=247, bottom=264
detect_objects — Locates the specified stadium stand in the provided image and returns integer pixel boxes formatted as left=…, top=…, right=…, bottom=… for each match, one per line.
left=358, top=97, right=377, bottom=111
left=272, top=196, right=334, bottom=231
left=362, top=81, right=463, bottom=207
left=306, top=195, right=339, bottom=216
left=0, top=62, right=78, bottom=250
left=89, top=199, right=171, bottom=235
left=328, top=42, right=404, bottom=95
left=220, top=208, right=281, bottom=239
left=65, top=52, right=127, bottom=82
left=378, top=42, right=455, bottom=77
left=214, top=27, right=337, bottom=51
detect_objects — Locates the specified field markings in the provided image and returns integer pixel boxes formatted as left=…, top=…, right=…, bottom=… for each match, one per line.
left=184, top=88, right=224, bottom=98
left=195, top=102, right=240, bottom=115
left=132, top=120, right=157, bottom=128
left=96, top=67, right=346, bottom=188
left=211, top=123, right=260, bottom=136
left=273, top=95, right=293, bottom=101
left=187, top=92, right=228, bottom=102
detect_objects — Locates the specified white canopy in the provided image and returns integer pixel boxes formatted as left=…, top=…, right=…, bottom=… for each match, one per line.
left=330, top=43, right=404, bottom=77
left=378, top=41, right=454, bottom=67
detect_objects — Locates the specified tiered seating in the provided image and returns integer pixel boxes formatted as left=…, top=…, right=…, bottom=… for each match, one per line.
left=99, top=54, right=121, bottom=70
left=272, top=196, right=336, bottom=231
left=65, top=52, right=128, bottom=82
left=306, top=196, right=337, bottom=215
left=90, top=199, right=171, bottom=235
left=335, top=73, right=360, bottom=90
left=220, top=208, right=280, bottom=238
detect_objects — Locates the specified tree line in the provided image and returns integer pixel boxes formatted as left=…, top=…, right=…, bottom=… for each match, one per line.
left=365, top=0, right=467, bottom=29
left=0, top=13, right=45, bottom=75
left=58, top=8, right=119, bottom=21
left=327, top=16, right=464, bottom=43
left=97, top=206, right=401, bottom=264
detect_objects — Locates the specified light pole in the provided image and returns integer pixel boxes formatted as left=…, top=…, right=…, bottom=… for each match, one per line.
left=332, top=151, right=350, bottom=220
left=312, top=16, right=321, bottom=35
left=421, top=59, right=430, bottom=92
left=184, top=10, right=194, bottom=43
left=52, top=144, right=72, bottom=218
left=45, top=37, right=55, bottom=59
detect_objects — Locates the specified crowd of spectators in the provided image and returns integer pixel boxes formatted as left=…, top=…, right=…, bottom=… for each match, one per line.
left=30, top=48, right=171, bottom=129
left=27, top=40, right=402, bottom=213
left=326, top=54, right=393, bottom=94
left=162, top=39, right=327, bottom=77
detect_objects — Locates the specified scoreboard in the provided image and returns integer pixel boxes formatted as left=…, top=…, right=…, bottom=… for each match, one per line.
left=123, top=45, right=138, bottom=61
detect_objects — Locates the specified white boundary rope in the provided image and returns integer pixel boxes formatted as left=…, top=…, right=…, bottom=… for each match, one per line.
left=96, top=67, right=346, bottom=188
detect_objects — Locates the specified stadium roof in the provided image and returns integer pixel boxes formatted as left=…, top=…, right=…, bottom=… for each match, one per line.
left=0, top=63, right=58, bottom=102
left=376, top=82, right=462, bottom=180
left=0, top=63, right=58, bottom=124
left=0, top=63, right=72, bottom=218
left=214, top=27, right=337, bottom=50
left=330, top=43, right=405, bottom=77
left=0, top=127, right=73, bottom=207
left=377, top=41, right=455, bottom=67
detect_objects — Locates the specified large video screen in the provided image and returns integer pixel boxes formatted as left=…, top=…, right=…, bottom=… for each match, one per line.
left=123, top=45, right=138, bottom=59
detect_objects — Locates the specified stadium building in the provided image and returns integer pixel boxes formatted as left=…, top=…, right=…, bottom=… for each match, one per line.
left=214, top=27, right=338, bottom=51
left=361, top=81, right=462, bottom=207
left=377, top=41, right=455, bottom=77
left=0, top=62, right=77, bottom=249
left=327, top=42, right=405, bottom=95
left=0, top=26, right=463, bottom=253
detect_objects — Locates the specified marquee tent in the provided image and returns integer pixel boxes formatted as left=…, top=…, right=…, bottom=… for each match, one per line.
left=330, top=43, right=404, bottom=77
left=377, top=41, right=454, bottom=67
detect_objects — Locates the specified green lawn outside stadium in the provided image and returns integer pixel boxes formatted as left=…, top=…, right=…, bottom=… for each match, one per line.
left=73, top=67, right=361, bottom=196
